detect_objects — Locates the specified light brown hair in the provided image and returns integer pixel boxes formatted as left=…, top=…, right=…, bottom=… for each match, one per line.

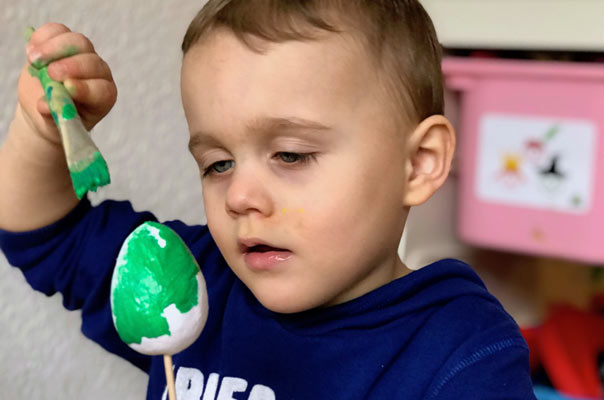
left=182, top=0, right=444, bottom=126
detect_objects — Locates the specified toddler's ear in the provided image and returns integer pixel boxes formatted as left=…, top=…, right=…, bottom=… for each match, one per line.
left=403, top=115, right=456, bottom=206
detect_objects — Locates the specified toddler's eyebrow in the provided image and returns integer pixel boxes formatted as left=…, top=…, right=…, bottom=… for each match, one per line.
left=247, top=116, right=331, bottom=135
left=189, top=117, right=331, bottom=152
left=188, top=134, right=222, bottom=153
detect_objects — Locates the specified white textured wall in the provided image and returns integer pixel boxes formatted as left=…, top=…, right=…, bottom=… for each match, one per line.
left=0, top=1, right=207, bottom=398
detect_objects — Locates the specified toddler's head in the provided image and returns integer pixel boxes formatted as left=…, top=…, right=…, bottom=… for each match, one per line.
left=180, top=0, right=455, bottom=313
left=182, top=0, right=444, bottom=127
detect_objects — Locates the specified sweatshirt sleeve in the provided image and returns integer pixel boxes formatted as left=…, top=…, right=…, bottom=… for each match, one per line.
left=427, top=336, right=536, bottom=400
left=0, top=198, right=214, bottom=372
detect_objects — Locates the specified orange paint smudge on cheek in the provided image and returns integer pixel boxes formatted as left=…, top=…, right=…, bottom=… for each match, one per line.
left=281, top=208, right=306, bottom=214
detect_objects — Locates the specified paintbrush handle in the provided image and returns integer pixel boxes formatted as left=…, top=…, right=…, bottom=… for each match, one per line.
left=25, top=27, right=110, bottom=199
left=25, top=26, right=95, bottom=145
left=33, top=66, right=102, bottom=164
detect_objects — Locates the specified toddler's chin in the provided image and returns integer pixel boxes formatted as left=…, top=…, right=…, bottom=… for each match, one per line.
left=254, top=288, right=325, bottom=315
left=258, top=295, right=310, bottom=315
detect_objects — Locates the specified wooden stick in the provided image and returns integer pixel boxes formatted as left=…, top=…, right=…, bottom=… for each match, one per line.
left=164, top=354, right=177, bottom=400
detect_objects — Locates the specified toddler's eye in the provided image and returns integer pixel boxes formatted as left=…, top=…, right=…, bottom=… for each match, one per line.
left=204, top=160, right=234, bottom=176
left=277, top=152, right=313, bottom=164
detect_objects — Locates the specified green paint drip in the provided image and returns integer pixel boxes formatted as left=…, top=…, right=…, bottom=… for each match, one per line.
left=31, top=65, right=77, bottom=128
left=27, top=64, right=38, bottom=77
left=62, top=103, right=77, bottom=120
left=50, top=110, right=59, bottom=126
left=36, top=66, right=73, bottom=119
left=69, top=151, right=110, bottom=199
left=31, top=59, right=46, bottom=69
left=25, top=26, right=34, bottom=41
left=111, top=222, right=201, bottom=345
left=63, top=45, right=79, bottom=58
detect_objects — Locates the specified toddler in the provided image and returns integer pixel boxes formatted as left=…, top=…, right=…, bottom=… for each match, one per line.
left=0, top=1, right=535, bottom=399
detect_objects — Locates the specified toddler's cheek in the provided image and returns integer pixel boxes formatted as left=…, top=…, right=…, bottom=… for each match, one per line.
left=280, top=208, right=309, bottom=232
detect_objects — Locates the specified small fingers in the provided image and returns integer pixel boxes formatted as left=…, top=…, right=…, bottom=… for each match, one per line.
left=47, top=53, right=113, bottom=82
left=27, top=23, right=72, bottom=65
left=64, top=78, right=118, bottom=109
left=27, top=22, right=71, bottom=47
left=36, top=96, right=51, bottom=117
left=28, top=30, right=95, bottom=68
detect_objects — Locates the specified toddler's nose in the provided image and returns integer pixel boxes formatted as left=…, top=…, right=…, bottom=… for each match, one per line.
left=225, top=169, right=273, bottom=217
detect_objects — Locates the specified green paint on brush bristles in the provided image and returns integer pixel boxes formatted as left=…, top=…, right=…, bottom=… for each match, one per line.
left=26, top=26, right=110, bottom=200
left=69, top=151, right=111, bottom=199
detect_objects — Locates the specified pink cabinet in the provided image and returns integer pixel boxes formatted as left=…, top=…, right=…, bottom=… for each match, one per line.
left=443, top=57, right=604, bottom=263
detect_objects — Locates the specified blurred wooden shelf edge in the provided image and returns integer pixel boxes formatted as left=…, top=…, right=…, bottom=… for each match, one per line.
left=420, top=0, right=604, bottom=52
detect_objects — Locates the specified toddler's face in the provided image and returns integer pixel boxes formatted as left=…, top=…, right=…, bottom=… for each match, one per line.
left=182, top=28, right=411, bottom=313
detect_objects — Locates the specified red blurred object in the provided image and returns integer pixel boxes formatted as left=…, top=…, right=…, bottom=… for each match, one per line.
left=592, top=294, right=604, bottom=312
left=520, top=325, right=541, bottom=372
left=521, top=303, right=604, bottom=398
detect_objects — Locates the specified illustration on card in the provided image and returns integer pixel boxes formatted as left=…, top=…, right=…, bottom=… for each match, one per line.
left=475, top=114, right=596, bottom=214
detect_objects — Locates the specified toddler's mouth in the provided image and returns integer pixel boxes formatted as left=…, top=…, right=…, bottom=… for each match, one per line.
left=238, top=238, right=293, bottom=271
left=238, top=238, right=289, bottom=254
left=247, top=244, right=284, bottom=253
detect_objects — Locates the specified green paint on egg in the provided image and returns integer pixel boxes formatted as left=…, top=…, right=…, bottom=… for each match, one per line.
left=111, top=222, right=200, bottom=345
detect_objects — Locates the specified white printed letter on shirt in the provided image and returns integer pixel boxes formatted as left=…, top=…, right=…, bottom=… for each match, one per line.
left=249, top=384, right=276, bottom=400
left=175, top=367, right=204, bottom=400
left=216, top=376, right=248, bottom=400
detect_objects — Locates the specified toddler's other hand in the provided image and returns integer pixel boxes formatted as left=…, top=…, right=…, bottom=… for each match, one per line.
left=17, top=23, right=117, bottom=144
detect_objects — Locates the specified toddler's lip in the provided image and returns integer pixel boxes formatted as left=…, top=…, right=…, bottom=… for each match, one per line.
left=237, top=237, right=289, bottom=254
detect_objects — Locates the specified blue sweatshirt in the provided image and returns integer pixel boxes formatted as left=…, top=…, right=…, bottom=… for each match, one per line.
left=0, top=199, right=536, bottom=399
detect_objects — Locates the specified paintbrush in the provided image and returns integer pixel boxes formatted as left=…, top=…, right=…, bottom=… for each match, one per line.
left=25, top=27, right=110, bottom=199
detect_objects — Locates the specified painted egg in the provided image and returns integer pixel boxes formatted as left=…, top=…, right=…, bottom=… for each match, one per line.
left=110, top=221, right=208, bottom=355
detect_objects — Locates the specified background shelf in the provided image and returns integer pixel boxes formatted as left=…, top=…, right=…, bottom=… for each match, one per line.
left=420, top=0, right=604, bottom=51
